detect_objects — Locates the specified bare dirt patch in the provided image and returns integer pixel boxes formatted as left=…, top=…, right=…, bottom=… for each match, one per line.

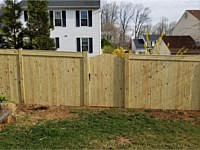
left=142, top=109, right=200, bottom=122
left=1, top=104, right=200, bottom=130
left=4, top=104, right=80, bottom=128
left=116, top=136, right=132, bottom=145
left=1, top=104, right=94, bottom=131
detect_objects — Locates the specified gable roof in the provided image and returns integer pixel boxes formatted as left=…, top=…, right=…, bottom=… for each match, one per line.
left=162, top=36, right=200, bottom=54
left=142, top=34, right=160, bottom=41
left=20, top=0, right=100, bottom=9
left=133, top=39, right=145, bottom=49
left=187, top=10, right=200, bottom=21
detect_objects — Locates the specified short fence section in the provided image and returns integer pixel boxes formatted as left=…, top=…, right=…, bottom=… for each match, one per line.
left=0, top=50, right=200, bottom=110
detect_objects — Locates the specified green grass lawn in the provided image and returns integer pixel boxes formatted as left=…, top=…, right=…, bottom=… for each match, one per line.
left=0, top=108, right=200, bottom=149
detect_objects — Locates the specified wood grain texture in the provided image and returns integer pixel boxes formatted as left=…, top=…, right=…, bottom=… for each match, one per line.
left=128, top=55, right=200, bottom=110
left=0, top=50, right=84, bottom=106
left=89, top=54, right=124, bottom=107
left=0, top=53, right=20, bottom=103
left=22, top=55, right=83, bottom=106
left=0, top=49, right=199, bottom=110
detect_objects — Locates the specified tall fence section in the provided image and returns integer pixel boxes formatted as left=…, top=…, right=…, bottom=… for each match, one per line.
left=0, top=50, right=200, bottom=110
left=125, top=55, right=200, bottom=110
left=0, top=50, right=87, bottom=106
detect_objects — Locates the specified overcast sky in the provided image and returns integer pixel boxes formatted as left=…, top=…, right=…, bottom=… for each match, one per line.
left=109, top=0, right=200, bottom=24
left=0, top=0, right=199, bottom=24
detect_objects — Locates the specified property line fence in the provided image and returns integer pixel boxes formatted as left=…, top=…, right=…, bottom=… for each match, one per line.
left=0, top=50, right=200, bottom=110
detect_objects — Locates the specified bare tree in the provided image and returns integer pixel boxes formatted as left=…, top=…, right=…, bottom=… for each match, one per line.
left=101, top=0, right=118, bottom=24
left=144, top=23, right=153, bottom=34
left=101, top=1, right=152, bottom=48
left=118, top=2, right=135, bottom=47
left=166, top=21, right=177, bottom=35
left=132, top=4, right=151, bottom=39
left=152, top=17, right=177, bottom=35
left=101, top=1, right=119, bottom=45
left=152, top=16, right=168, bottom=35
left=133, top=22, right=152, bottom=38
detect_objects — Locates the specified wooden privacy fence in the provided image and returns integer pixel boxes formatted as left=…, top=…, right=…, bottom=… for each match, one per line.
left=0, top=50, right=200, bottom=110
left=124, top=54, right=200, bottom=110
left=89, top=55, right=124, bottom=107
left=0, top=50, right=88, bottom=106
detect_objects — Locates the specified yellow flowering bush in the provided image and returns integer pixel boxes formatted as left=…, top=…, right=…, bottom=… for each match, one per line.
left=176, top=47, right=189, bottom=55
left=112, top=48, right=132, bottom=58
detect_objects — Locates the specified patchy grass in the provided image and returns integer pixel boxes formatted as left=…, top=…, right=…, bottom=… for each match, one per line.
left=0, top=108, right=199, bottom=149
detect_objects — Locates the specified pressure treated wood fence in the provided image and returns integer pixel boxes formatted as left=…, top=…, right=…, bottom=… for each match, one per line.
left=0, top=50, right=87, bottom=106
left=125, top=54, right=200, bottom=110
left=0, top=50, right=200, bottom=110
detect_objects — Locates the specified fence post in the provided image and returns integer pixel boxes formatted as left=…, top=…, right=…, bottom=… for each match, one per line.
left=18, top=50, right=25, bottom=104
left=124, top=53, right=130, bottom=108
left=83, top=51, right=89, bottom=106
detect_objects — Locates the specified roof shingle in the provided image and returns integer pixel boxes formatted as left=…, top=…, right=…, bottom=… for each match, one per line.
left=162, top=36, right=200, bottom=54
left=20, top=0, right=100, bottom=9
left=187, top=10, right=200, bottom=21
left=142, top=34, right=160, bottom=41
left=133, top=39, right=145, bottom=49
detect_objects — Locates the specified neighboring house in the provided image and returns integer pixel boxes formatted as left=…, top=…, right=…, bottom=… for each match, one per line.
left=154, top=36, right=200, bottom=55
left=171, top=10, right=200, bottom=43
left=132, top=39, right=145, bottom=54
left=141, top=34, right=160, bottom=48
left=132, top=34, right=160, bottom=54
left=20, top=0, right=101, bottom=56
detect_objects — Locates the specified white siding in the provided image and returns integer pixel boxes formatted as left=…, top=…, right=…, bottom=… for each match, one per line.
left=131, top=40, right=136, bottom=53
left=172, top=11, right=200, bottom=42
left=20, top=9, right=101, bottom=56
left=153, top=40, right=171, bottom=55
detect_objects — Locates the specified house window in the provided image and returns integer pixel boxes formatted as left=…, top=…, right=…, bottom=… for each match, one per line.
left=24, top=11, right=28, bottom=22
left=76, top=10, right=92, bottom=27
left=55, top=37, right=60, bottom=49
left=77, top=38, right=93, bottom=53
left=82, top=38, right=88, bottom=51
left=50, top=11, right=66, bottom=28
left=55, top=11, right=62, bottom=26
left=151, top=41, right=155, bottom=47
left=81, top=11, right=88, bottom=26
left=49, top=11, right=54, bottom=28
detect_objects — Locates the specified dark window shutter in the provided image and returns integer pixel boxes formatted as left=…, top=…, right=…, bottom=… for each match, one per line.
left=89, top=38, right=93, bottom=53
left=77, top=38, right=81, bottom=52
left=88, top=10, right=92, bottom=27
left=62, top=11, right=66, bottom=27
left=55, top=37, right=60, bottom=49
left=24, top=11, right=28, bottom=21
left=49, top=11, right=54, bottom=28
left=76, top=10, right=80, bottom=27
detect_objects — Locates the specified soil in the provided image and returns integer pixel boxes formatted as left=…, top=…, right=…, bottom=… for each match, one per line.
left=15, top=104, right=77, bottom=126
left=142, top=109, right=200, bottom=121
left=0, top=104, right=200, bottom=130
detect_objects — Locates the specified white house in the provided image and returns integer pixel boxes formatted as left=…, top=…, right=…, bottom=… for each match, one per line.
left=132, top=35, right=160, bottom=54
left=132, top=39, right=146, bottom=54
left=20, top=0, right=101, bottom=56
left=171, top=10, right=200, bottom=43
